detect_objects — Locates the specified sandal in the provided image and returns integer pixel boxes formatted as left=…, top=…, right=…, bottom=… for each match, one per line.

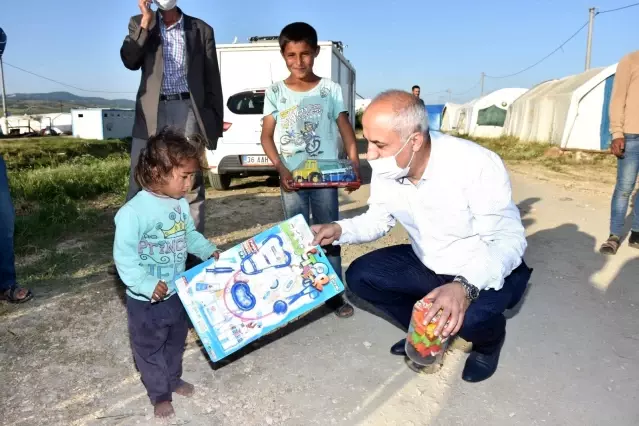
left=334, top=302, right=355, bottom=318
left=1, top=285, right=34, bottom=304
left=599, top=235, right=620, bottom=255
left=325, top=295, right=355, bottom=318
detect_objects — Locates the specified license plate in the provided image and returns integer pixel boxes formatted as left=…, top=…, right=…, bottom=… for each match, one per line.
left=241, top=155, right=272, bottom=166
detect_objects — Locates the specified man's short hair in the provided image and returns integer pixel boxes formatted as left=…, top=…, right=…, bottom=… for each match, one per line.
left=279, top=22, right=319, bottom=51
left=372, top=90, right=429, bottom=141
left=412, top=85, right=420, bottom=91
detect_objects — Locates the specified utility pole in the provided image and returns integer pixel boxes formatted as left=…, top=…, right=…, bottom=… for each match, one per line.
left=0, top=58, right=7, bottom=135
left=585, top=7, right=596, bottom=71
left=0, top=28, right=7, bottom=135
left=480, top=72, right=485, bottom=96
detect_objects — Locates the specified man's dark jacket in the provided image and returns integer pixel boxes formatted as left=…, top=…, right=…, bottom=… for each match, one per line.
left=120, top=8, right=223, bottom=148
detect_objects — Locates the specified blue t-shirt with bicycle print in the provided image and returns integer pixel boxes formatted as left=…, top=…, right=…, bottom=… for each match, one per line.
left=263, top=78, right=347, bottom=170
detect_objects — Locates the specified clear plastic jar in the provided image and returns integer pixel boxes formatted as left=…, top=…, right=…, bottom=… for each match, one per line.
left=405, top=298, right=450, bottom=368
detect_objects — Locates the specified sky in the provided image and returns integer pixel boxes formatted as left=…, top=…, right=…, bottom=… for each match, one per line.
left=1, top=0, right=638, bottom=104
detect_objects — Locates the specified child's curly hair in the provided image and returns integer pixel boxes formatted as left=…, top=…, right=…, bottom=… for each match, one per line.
left=134, top=127, right=206, bottom=190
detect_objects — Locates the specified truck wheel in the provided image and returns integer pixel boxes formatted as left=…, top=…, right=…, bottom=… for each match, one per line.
left=208, top=172, right=232, bottom=191
left=309, top=172, right=322, bottom=183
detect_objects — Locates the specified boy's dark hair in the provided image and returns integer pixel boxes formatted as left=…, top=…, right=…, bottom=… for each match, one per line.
left=279, top=22, right=318, bottom=51
left=412, top=85, right=420, bottom=90
left=134, top=127, right=205, bottom=190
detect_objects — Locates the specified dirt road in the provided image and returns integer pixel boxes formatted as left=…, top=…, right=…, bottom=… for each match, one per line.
left=1, top=163, right=638, bottom=425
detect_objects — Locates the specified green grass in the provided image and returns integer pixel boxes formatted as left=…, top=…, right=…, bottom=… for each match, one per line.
left=453, top=133, right=617, bottom=171
left=0, top=137, right=130, bottom=170
left=1, top=137, right=130, bottom=255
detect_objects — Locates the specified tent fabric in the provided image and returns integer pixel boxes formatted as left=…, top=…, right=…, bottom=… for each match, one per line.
left=599, top=75, right=615, bottom=150
left=504, top=63, right=617, bottom=150
left=425, top=104, right=445, bottom=131
left=440, top=102, right=462, bottom=131
left=456, top=88, right=528, bottom=138
left=477, top=105, right=508, bottom=127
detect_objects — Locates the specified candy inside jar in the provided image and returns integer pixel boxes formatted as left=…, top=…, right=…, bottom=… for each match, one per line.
left=405, top=298, right=450, bottom=367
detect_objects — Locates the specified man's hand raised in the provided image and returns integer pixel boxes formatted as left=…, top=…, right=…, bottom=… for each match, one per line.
left=311, top=223, right=342, bottom=247
left=138, top=0, right=154, bottom=29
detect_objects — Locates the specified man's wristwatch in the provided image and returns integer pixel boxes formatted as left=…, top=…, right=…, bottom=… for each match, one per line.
left=453, top=275, right=480, bottom=302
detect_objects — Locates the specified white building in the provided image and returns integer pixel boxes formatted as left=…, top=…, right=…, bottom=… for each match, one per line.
left=71, top=108, right=135, bottom=140
left=38, top=113, right=72, bottom=134
left=503, top=64, right=617, bottom=151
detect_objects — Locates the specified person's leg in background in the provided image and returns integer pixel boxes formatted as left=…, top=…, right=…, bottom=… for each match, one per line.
left=159, top=99, right=207, bottom=234
left=601, top=134, right=639, bottom=254
left=108, top=136, right=148, bottom=276
left=0, top=154, right=33, bottom=303
left=125, top=137, right=148, bottom=202
left=310, top=188, right=354, bottom=318
left=624, top=135, right=639, bottom=248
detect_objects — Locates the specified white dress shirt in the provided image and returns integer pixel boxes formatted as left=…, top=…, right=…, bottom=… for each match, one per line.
left=336, top=132, right=527, bottom=291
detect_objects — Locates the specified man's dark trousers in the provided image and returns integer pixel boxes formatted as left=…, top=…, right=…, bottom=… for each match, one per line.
left=345, top=244, right=531, bottom=350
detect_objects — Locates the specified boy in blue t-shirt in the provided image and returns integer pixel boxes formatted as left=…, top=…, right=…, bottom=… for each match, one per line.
left=261, top=22, right=360, bottom=318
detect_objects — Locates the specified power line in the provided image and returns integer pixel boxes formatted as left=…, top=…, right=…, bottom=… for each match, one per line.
left=484, top=2, right=639, bottom=80
left=485, top=21, right=589, bottom=79
left=451, top=80, right=481, bottom=96
left=598, top=2, right=639, bottom=14
left=3, top=61, right=136, bottom=94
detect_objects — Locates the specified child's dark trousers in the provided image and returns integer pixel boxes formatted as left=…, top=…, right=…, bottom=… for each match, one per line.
left=127, top=294, right=188, bottom=404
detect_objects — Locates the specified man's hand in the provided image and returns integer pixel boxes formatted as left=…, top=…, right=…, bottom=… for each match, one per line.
left=422, top=282, right=470, bottom=338
left=138, top=0, right=153, bottom=29
left=611, top=137, right=626, bottom=158
left=311, top=223, right=342, bottom=246
left=210, top=250, right=221, bottom=260
left=278, top=167, right=297, bottom=192
left=152, top=280, right=168, bottom=302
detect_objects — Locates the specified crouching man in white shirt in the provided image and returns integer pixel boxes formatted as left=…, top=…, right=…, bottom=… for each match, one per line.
left=312, top=90, right=532, bottom=383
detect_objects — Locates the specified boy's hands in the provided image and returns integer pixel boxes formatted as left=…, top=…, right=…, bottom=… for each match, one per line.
left=278, top=166, right=297, bottom=192
left=345, top=163, right=361, bottom=194
left=152, top=280, right=168, bottom=302
left=210, top=250, right=222, bottom=260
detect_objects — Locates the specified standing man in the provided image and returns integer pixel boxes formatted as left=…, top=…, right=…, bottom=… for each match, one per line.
left=311, top=90, right=532, bottom=382
left=600, top=51, right=639, bottom=255
left=0, top=154, right=33, bottom=304
left=412, top=85, right=425, bottom=107
left=120, top=0, right=223, bottom=234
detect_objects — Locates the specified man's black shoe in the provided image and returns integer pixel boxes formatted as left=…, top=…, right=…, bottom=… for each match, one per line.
left=390, top=339, right=407, bottom=356
left=629, top=231, right=639, bottom=249
left=461, top=333, right=506, bottom=383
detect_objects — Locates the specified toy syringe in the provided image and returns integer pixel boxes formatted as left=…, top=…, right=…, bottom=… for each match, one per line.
left=195, top=266, right=235, bottom=292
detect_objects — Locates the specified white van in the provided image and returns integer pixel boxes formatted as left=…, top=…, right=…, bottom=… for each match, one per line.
left=206, top=37, right=356, bottom=190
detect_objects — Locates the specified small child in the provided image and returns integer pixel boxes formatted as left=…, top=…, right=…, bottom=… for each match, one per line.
left=260, top=22, right=361, bottom=318
left=113, top=128, right=219, bottom=419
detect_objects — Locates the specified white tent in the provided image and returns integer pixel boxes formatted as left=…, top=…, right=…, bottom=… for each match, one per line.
left=457, top=88, right=528, bottom=138
left=503, top=64, right=617, bottom=150
left=440, top=102, right=462, bottom=132
left=455, top=98, right=478, bottom=135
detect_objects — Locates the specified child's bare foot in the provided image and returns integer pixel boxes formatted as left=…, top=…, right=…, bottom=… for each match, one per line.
left=174, top=381, right=195, bottom=398
left=154, top=401, right=175, bottom=419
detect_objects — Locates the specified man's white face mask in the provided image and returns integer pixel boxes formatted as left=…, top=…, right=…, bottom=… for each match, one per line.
left=154, top=0, right=177, bottom=11
left=368, top=134, right=416, bottom=180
